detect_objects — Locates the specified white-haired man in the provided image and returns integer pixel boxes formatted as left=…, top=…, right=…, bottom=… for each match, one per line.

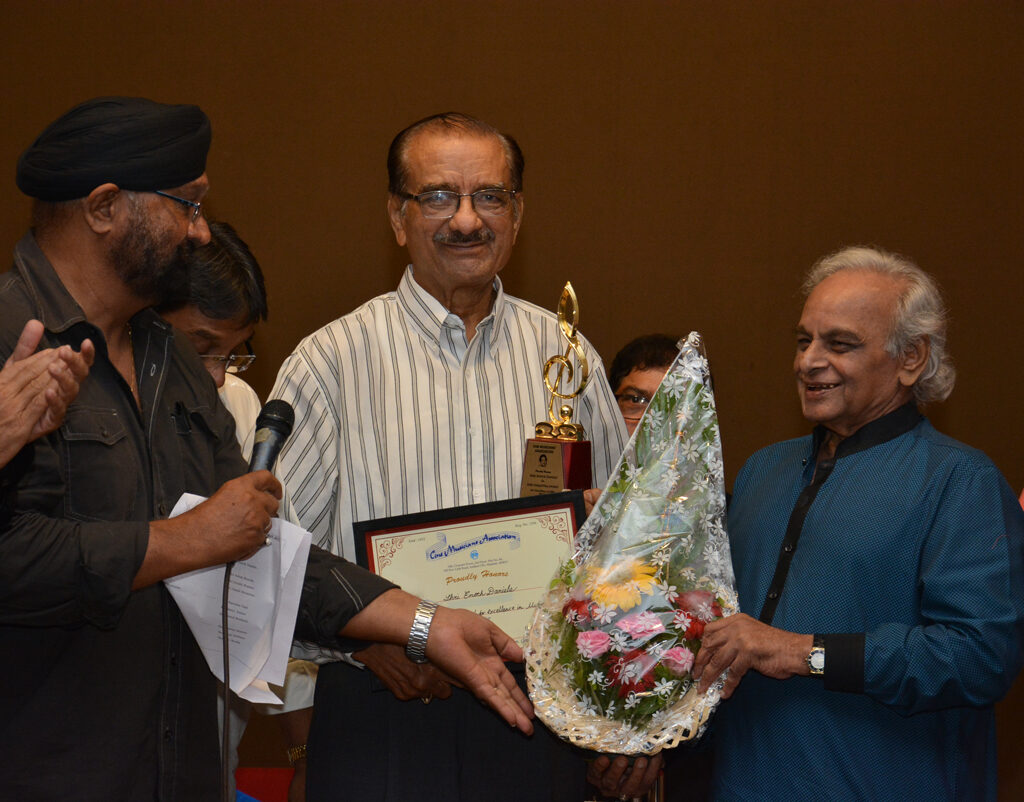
left=694, top=246, right=1024, bottom=800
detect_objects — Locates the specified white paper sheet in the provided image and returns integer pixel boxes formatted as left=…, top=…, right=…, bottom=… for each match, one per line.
left=164, top=493, right=313, bottom=703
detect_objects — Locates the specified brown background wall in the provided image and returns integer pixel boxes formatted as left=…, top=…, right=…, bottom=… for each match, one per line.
left=3, top=0, right=1022, bottom=793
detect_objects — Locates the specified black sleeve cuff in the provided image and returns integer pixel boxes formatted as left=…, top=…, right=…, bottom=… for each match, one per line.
left=821, top=633, right=865, bottom=694
left=294, top=545, right=398, bottom=651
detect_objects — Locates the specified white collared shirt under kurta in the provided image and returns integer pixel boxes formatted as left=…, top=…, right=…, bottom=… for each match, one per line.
left=269, top=266, right=628, bottom=562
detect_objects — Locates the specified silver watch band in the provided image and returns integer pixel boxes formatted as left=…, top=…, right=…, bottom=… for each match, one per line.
left=405, top=600, right=438, bottom=664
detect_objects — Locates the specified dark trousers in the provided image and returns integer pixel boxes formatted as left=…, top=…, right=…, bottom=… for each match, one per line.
left=307, top=661, right=589, bottom=802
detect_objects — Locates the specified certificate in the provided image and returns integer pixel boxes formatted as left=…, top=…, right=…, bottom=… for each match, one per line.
left=354, top=491, right=584, bottom=647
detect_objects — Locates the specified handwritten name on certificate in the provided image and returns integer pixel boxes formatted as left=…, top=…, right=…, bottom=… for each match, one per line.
left=361, top=498, right=580, bottom=647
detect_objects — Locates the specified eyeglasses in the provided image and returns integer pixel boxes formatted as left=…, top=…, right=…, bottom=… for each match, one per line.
left=615, top=391, right=652, bottom=422
left=398, top=188, right=518, bottom=219
left=153, top=190, right=203, bottom=223
left=200, top=341, right=255, bottom=374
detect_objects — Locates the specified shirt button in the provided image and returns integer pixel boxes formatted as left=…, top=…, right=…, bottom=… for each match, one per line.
left=158, top=502, right=168, bottom=516
left=783, top=544, right=794, bottom=553
left=767, top=591, right=779, bottom=600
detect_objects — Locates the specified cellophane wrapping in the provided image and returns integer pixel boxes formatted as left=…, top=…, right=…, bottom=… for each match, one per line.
left=525, top=332, right=738, bottom=754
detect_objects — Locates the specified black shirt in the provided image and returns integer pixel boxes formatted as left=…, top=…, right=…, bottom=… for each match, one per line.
left=0, top=233, right=394, bottom=801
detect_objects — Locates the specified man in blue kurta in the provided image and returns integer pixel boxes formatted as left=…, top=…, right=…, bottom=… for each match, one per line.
left=693, top=246, right=1024, bottom=800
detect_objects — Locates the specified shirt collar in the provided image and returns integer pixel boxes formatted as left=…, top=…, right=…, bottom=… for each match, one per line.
left=12, top=231, right=89, bottom=335
left=396, top=265, right=506, bottom=350
left=811, top=401, right=923, bottom=461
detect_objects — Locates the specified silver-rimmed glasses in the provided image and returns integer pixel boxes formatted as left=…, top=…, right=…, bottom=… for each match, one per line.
left=397, top=188, right=518, bottom=219
left=200, top=340, right=255, bottom=374
left=615, top=390, right=652, bottom=426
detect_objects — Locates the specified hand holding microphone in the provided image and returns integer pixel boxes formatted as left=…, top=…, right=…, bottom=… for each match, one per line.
left=142, top=401, right=295, bottom=584
left=193, top=400, right=294, bottom=562
left=211, top=399, right=295, bottom=559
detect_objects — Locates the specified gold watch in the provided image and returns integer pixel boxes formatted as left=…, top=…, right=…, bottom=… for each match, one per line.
left=806, top=634, right=825, bottom=676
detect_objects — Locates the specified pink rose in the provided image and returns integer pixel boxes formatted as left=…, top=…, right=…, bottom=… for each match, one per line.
left=576, top=629, right=612, bottom=660
left=616, top=611, right=666, bottom=639
left=661, top=645, right=695, bottom=676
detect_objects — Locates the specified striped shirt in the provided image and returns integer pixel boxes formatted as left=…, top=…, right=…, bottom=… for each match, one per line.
left=269, top=266, right=627, bottom=560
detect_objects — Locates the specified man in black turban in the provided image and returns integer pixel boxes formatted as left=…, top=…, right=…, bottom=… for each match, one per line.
left=17, top=96, right=212, bottom=305
left=0, top=97, right=535, bottom=802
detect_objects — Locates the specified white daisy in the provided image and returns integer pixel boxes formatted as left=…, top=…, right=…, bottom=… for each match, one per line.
left=654, top=678, right=676, bottom=697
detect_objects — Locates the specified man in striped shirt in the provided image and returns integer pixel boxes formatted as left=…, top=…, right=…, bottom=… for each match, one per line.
left=270, top=113, right=646, bottom=801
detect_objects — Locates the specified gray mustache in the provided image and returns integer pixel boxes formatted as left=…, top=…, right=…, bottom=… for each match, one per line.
left=434, top=229, right=494, bottom=245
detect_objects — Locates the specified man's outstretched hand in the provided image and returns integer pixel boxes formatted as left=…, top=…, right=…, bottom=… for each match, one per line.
left=340, top=589, right=535, bottom=734
left=425, top=605, right=534, bottom=734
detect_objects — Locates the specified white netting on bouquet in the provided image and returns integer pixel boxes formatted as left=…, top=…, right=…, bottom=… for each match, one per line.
left=525, top=332, right=738, bottom=754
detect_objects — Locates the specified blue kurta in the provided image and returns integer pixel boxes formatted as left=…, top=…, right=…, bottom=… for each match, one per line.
left=714, top=404, right=1024, bottom=800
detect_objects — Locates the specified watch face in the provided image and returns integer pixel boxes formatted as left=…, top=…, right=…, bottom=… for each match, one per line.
left=810, top=650, right=825, bottom=671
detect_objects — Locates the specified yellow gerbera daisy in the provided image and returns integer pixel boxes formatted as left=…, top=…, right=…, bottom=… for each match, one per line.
left=583, top=558, right=659, bottom=610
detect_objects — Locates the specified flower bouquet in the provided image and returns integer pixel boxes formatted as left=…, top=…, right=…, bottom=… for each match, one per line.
left=525, top=332, right=738, bottom=754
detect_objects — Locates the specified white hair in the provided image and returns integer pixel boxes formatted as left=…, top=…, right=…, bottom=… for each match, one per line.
left=803, top=246, right=956, bottom=404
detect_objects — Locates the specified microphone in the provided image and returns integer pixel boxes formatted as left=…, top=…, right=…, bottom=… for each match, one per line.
left=223, top=400, right=294, bottom=800
left=248, top=400, right=295, bottom=472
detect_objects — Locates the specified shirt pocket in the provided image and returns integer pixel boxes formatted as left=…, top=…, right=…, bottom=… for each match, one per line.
left=61, top=406, right=140, bottom=521
left=169, top=401, right=224, bottom=495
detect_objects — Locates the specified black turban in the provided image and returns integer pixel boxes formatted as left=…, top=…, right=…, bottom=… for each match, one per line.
left=16, top=96, right=211, bottom=201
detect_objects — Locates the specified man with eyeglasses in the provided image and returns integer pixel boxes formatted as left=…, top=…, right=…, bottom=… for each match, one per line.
left=269, top=112, right=643, bottom=802
left=159, top=220, right=265, bottom=453
left=608, top=334, right=681, bottom=436
left=159, top=219, right=322, bottom=800
left=0, top=98, right=536, bottom=802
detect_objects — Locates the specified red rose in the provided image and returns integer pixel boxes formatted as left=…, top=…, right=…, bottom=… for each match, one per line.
left=675, top=590, right=723, bottom=622
left=562, top=598, right=591, bottom=623
left=606, top=648, right=657, bottom=698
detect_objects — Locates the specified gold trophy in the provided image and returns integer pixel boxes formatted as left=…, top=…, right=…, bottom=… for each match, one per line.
left=520, top=282, right=593, bottom=496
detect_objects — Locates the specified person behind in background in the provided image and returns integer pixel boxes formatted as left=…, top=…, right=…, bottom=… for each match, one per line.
left=159, top=220, right=265, bottom=457
left=693, top=246, right=1024, bottom=800
left=607, top=333, right=679, bottom=435
left=269, top=112, right=658, bottom=801
left=0, top=96, right=534, bottom=802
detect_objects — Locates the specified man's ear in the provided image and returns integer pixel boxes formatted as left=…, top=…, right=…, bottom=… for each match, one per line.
left=898, top=336, right=930, bottom=388
left=387, top=194, right=407, bottom=247
left=511, top=194, right=524, bottom=243
left=82, top=183, right=124, bottom=234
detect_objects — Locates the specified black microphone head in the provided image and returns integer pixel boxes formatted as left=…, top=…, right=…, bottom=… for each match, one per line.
left=255, top=399, right=294, bottom=437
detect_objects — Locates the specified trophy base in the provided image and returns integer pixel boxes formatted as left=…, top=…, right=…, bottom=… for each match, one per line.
left=521, top=438, right=592, bottom=496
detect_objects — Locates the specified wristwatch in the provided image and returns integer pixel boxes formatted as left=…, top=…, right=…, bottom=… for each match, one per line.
left=806, top=634, right=825, bottom=677
left=405, top=600, right=438, bottom=664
